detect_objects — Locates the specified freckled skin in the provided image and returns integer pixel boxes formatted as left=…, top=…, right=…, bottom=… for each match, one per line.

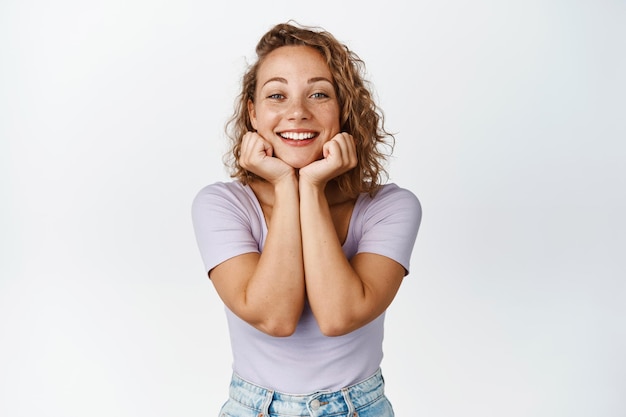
left=247, top=45, right=341, bottom=170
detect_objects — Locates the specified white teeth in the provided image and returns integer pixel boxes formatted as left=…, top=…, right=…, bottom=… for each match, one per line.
left=280, top=132, right=316, bottom=140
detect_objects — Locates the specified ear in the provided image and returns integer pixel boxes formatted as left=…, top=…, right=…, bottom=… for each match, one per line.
left=247, top=99, right=257, bottom=130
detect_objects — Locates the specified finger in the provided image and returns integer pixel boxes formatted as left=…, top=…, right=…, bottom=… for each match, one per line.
left=339, top=133, right=357, bottom=167
left=239, top=134, right=252, bottom=164
left=240, top=132, right=257, bottom=155
left=332, top=133, right=356, bottom=165
left=262, top=140, right=273, bottom=157
left=240, top=132, right=265, bottom=168
left=323, top=138, right=340, bottom=160
left=245, top=132, right=270, bottom=158
left=335, top=134, right=352, bottom=163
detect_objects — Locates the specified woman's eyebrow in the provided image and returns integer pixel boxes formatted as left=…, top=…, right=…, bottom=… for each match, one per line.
left=308, top=77, right=333, bottom=84
left=262, top=77, right=287, bottom=87
left=261, top=76, right=333, bottom=87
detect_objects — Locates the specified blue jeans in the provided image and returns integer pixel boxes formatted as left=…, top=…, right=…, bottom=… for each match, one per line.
left=218, top=368, right=394, bottom=417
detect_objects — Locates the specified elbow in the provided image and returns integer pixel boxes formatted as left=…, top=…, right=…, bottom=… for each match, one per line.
left=262, top=324, right=298, bottom=338
left=316, top=309, right=379, bottom=337
left=319, top=327, right=347, bottom=337
left=317, top=318, right=356, bottom=337
left=258, top=317, right=299, bottom=337
left=238, top=300, right=305, bottom=337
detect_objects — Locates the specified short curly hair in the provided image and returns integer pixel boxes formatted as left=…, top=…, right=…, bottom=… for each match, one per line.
left=224, top=21, right=394, bottom=196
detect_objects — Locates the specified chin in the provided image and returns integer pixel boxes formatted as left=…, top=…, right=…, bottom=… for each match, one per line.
left=280, top=154, right=322, bottom=170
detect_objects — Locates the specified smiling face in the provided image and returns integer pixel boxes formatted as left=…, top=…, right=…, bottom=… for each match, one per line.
left=248, top=45, right=341, bottom=169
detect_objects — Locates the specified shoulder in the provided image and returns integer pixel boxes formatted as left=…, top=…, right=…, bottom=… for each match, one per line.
left=349, top=183, right=421, bottom=271
left=352, top=183, right=422, bottom=237
left=361, top=183, right=421, bottom=216
left=374, top=183, right=419, bottom=201
left=193, top=181, right=254, bottom=208
left=351, top=183, right=422, bottom=232
left=191, top=181, right=265, bottom=272
left=194, top=181, right=246, bottom=201
left=192, top=181, right=261, bottom=221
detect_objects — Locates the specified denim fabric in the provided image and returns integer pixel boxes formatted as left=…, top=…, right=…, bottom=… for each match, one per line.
left=218, top=369, right=394, bottom=417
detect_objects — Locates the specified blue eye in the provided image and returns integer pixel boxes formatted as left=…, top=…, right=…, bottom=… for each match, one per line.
left=311, top=92, right=329, bottom=99
left=268, top=93, right=284, bottom=99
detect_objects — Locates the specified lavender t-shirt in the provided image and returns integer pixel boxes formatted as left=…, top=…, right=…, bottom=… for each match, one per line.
left=191, top=181, right=421, bottom=393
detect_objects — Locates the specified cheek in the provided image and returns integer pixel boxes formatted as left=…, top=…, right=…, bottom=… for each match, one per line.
left=325, top=110, right=341, bottom=131
left=325, top=104, right=341, bottom=125
left=253, top=105, right=277, bottom=125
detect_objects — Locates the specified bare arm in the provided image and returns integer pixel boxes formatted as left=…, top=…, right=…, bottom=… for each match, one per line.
left=298, top=133, right=405, bottom=336
left=299, top=182, right=405, bottom=336
left=210, top=133, right=305, bottom=336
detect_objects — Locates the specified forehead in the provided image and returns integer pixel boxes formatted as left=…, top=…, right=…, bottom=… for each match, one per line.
left=257, top=45, right=332, bottom=82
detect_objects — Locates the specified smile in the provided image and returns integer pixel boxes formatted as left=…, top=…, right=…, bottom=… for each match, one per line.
left=278, top=131, right=317, bottom=141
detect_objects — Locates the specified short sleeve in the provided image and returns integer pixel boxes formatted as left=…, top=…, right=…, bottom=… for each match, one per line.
left=353, top=184, right=422, bottom=274
left=191, top=182, right=265, bottom=275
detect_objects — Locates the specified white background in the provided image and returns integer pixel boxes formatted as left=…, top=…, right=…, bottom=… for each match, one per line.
left=1, top=1, right=625, bottom=416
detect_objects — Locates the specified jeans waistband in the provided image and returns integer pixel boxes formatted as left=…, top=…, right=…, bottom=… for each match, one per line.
left=228, top=369, right=386, bottom=416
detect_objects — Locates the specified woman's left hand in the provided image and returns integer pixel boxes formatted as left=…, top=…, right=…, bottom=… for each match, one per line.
left=299, top=132, right=358, bottom=187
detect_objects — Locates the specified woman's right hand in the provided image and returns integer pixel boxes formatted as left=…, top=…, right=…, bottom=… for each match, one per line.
left=239, top=132, right=294, bottom=184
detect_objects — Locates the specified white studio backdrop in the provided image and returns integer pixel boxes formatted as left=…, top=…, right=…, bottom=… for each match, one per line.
left=1, top=1, right=624, bottom=416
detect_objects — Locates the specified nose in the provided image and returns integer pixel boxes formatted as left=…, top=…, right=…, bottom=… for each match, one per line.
left=287, top=97, right=310, bottom=120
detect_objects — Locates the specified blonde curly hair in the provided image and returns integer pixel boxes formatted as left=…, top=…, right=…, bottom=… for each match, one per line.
left=224, top=22, right=394, bottom=196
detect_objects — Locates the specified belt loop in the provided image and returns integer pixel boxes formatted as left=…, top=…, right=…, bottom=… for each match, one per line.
left=341, top=388, right=357, bottom=417
left=258, top=388, right=274, bottom=417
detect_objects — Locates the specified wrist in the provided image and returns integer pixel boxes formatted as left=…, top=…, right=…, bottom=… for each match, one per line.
left=298, top=178, right=327, bottom=204
left=273, top=172, right=299, bottom=194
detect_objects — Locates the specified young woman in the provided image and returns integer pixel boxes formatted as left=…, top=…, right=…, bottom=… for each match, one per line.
left=192, top=22, right=421, bottom=417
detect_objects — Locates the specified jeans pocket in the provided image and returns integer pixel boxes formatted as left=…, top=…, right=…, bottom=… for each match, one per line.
left=357, top=395, right=395, bottom=417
